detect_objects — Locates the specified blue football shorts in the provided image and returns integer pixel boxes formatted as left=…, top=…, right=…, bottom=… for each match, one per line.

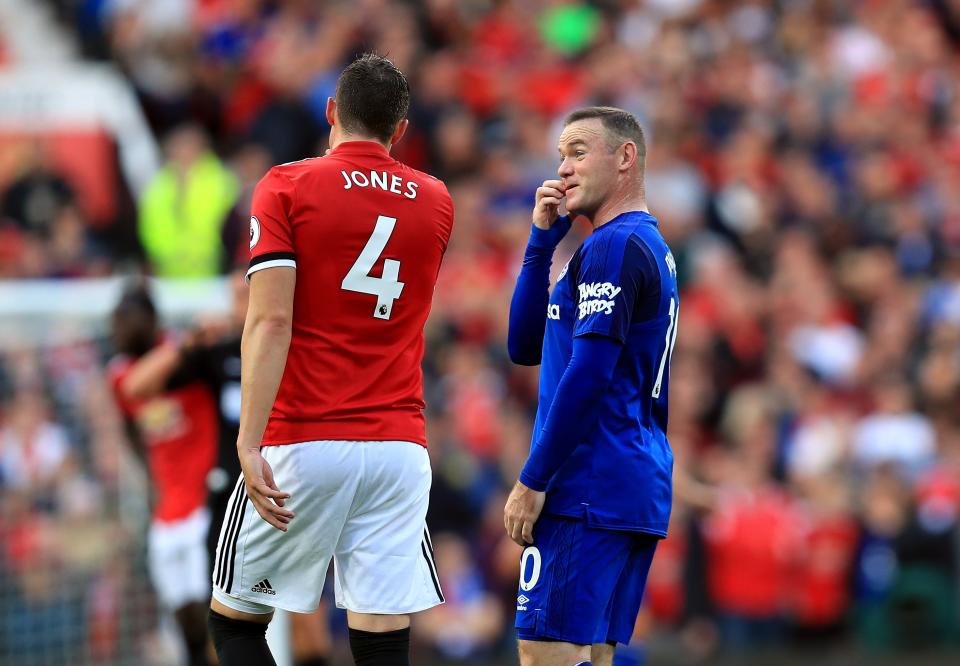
left=514, top=513, right=659, bottom=646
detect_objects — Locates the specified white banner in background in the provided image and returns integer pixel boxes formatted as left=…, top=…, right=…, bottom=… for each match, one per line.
left=0, top=277, right=230, bottom=347
left=0, top=64, right=160, bottom=196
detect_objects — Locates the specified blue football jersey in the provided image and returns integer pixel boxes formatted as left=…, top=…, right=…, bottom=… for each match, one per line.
left=532, top=211, right=678, bottom=535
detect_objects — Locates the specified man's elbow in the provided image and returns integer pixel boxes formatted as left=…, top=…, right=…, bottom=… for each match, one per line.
left=507, top=340, right=541, bottom=366
left=247, top=311, right=292, bottom=336
left=120, top=376, right=152, bottom=401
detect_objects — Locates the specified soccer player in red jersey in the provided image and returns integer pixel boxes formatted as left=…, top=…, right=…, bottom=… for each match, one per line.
left=207, top=54, right=455, bottom=666
left=108, top=284, right=218, bottom=666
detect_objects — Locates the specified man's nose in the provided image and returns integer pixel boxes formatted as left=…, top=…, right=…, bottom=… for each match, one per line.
left=557, top=158, right=574, bottom=178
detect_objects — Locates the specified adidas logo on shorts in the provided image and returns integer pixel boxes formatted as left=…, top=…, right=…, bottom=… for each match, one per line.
left=251, top=579, right=276, bottom=595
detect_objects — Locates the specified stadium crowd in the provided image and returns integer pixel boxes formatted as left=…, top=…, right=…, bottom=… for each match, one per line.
left=3, top=0, right=960, bottom=663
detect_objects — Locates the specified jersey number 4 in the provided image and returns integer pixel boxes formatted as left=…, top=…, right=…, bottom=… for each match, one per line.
left=342, top=215, right=405, bottom=320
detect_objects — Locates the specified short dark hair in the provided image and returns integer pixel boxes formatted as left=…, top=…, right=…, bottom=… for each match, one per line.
left=564, top=106, right=646, bottom=161
left=114, top=282, right=157, bottom=320
left=112, top=282, right=158, bottom=357
left=335, top=53, right=410, bottom=142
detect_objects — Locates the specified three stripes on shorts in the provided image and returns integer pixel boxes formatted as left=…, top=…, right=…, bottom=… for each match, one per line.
left=214, top=478, right=248, bottom=594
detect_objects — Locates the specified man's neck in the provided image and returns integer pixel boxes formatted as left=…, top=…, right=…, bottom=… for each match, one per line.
left=330, top=132, right=391, bottom=152
left=590, top=189, right=648, bottom=229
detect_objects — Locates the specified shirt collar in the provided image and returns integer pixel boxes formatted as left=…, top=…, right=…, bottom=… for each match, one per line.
left=329, top=140, right=392, bottom=158
left=595, top=210, right=658, bottom=232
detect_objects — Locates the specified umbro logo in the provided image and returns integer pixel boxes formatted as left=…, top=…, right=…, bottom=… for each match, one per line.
left=517, top=594, right=530, bottom=610
left=251, top=579, right=276, bottom=595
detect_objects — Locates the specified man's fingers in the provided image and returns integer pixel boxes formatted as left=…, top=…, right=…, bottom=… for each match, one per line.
left=504, top=511, right=523, bottom=546
left=255, top=505, right=287, bottom=532
left=521, top=520, right=534, bottom=545
left=250, top=499, right=288, bottom=531
left=259, top=483, right=291, bottom=502
left=254, top=501, right=291, bottom=532
left=510, top=517, right=526, bottom=547
left=248, top=483, right=295, bottom=518
left=536, top=187, right=564, bottom=203
left=261, top=466, right=288, bottom=507
left=537, top=185, right=564, bottom=197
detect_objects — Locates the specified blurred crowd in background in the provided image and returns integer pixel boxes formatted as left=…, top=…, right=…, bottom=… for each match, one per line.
left=3, top=0, right=960, bottom=663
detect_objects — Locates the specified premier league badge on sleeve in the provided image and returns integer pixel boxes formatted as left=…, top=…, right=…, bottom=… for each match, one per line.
left=249, top=216, right=261, bottom=250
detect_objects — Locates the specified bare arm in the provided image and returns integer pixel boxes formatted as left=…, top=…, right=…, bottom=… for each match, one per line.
left=119, top=343, right=184, bottom=400
left=237, top=266, right=296, bottom=531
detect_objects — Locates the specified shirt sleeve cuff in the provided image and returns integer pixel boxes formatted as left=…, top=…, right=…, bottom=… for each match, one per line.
left=246, top=252, right=297, bottom=282
left=519, top=468, right=549, bottom=492
left=526, top=216, right=571, bottom=251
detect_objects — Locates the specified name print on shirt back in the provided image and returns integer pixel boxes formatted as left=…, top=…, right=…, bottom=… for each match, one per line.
left=341, top=170, right=419, bottom=199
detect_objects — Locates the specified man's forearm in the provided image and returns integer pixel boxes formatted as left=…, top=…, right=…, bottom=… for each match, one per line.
left=507, top=246, right=553, bottom=365
left=519, top=335, right=622, bottom=490
left=237, top=318, right=291, bottom=451
left=120, top=343, right=182, bottom=399
left=507, top=220, right=571, bottom=365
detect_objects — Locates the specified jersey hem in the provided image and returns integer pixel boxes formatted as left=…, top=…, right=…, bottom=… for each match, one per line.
left=334, top=599, right=445, bottom=615
left=516, top=626, right=628, bottom=647
left=543, top=508, right=668, bottom=537
left=260, top=434, right=427, bottom=447
left=216, top=586, right=319, bottom=615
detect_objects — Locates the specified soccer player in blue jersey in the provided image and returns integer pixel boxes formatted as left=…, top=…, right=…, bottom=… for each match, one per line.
left=504, top=106, right=678, bottom=666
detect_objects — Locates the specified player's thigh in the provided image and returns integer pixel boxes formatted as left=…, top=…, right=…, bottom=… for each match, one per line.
left=334, top=441, right=442, bottom=615
left=213, top=442, right=360, bottom=613
left=604, top=536, right=658, bottom=646
left=148, top=508, right=211, bottom=610
left=514, top=514, right=637, bottom=646
left=518, top=638, right=589, bottom=666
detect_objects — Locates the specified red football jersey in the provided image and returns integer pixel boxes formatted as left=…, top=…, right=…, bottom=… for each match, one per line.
left=108, top=355, right=218, bottom=523
left=247, top=141, right=454, bottom=447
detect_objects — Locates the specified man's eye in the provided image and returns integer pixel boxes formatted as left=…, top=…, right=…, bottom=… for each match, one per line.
left=575, top=151, right=585, bottom=158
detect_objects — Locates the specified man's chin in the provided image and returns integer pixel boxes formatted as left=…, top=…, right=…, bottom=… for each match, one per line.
left=565, top=203, right=588, bottom=219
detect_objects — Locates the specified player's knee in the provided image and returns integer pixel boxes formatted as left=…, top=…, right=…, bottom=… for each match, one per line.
left=348, top=626, right=410, bottom=666
left=207, top=609, right=276, bottom=666
left=518, top=640, right=589, bottom=666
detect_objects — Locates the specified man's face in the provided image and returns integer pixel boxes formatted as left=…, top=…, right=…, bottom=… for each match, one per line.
left=556, top=119, right=620, bottom=218
left=112, top=308, right=156, bottom=357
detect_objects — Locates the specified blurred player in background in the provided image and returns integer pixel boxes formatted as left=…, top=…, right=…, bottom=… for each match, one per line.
left=206, top=53, right=454, bottom=666
left=117, top=271, right=332, bottom=666
left=504, top=107, right=678, bottom=666
left=108, top=284, right=218, bottom=666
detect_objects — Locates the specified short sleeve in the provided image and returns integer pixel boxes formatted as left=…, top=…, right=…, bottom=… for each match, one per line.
left=106, top=357, right=135, bottom=418
left=247, top=168, right=296, bottom=282
left=573, top=235, right=659, bottom=343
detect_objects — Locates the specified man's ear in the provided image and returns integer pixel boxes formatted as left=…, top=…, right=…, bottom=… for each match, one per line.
left=390, top=118, right=409, bottom=146
left=325, top=97, right=337, bottom=127
left=619, top=141, right=638, bottom=172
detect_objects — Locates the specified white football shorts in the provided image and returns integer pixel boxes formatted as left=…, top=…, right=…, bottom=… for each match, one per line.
left=211, top=440, right=443, bottom=615
left=148, top=507, right=211, bottom=610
